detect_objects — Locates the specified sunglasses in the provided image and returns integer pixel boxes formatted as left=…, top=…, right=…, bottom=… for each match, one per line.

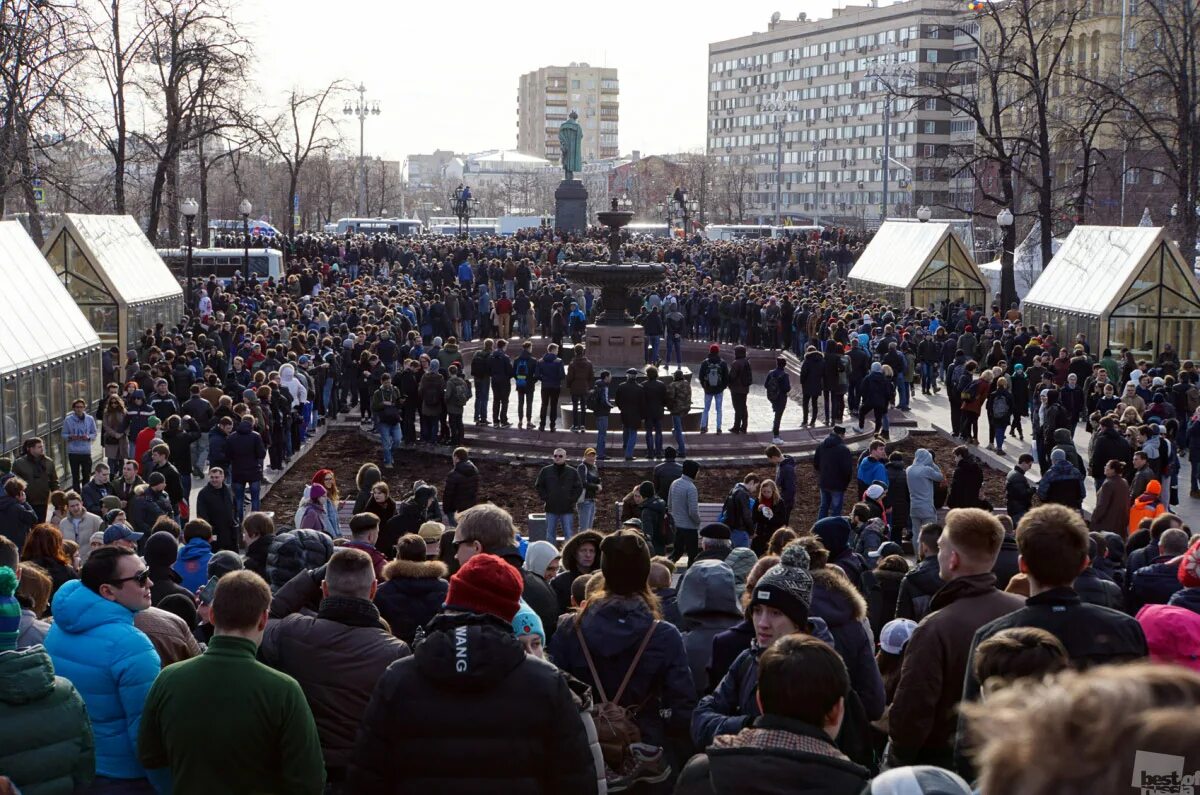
left=110, top=569, right=151, bottom=587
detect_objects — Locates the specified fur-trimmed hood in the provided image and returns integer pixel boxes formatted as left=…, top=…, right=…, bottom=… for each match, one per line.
left=383, top=558, right=448, bottom=581
left=810, top=566, right=867, bottom=625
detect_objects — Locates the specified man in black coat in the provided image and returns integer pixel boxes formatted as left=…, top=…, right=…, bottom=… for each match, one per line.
left=346, top=551, right=597, bottom=794
left=534, top=448, right=583, bottom=544
left=813, top=426, right=853, bottom=519
left=1129, top=527, right=1189, bottom=612
left=641, top=366, right=669, bottom=459
left=896, top=522, right=946, bottom=622
left=615, top=368, right=645, bottom=462
left=652, top=447, right=684, bottom=500
left=1088, top=417, right=1133, bottom=491
left=489, top=340, right=514, bottom=427
left=195, top=466, right=238, bottom=553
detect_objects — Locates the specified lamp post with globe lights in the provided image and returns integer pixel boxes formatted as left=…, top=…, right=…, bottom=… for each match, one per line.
left=180, top=198, right=199, bottom=309
left=344, top=83, right=380, bottom=217
left=997, top=207, right=1016, bottom=314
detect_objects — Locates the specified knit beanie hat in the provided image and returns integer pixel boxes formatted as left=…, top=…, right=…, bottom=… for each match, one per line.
left=309, top=483, right=327, bottom=501
left=600, top=529, right=652, bottom=596
left=1179, top=537, right=1200, bottom=588
left=208, top=550, right=245, bottom=580
left=511, top=599, right=546, bottom=644
left=725, top=547, right=758, bottom=594
left=147, top=415, right=161, bottom=428
left=446, top=553, right=523, bottom=622
left=144, top=531, right=180, bottom=568
left=866, top=765, right=973, bottom=795
left=750, top=541, right=814, bottom=628
left=0, top=566, right=19, bottom=652
left=1051, top=448, right=1066, bottom=462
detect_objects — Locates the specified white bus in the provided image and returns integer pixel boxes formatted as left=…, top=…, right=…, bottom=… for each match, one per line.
left=704, top=224, right=824, bottom=241
left=334, top=217, right=424, bottom=236
left=427, top=217, right=500, bottom=236
left=208, top=218, right=280, bottom=237
left=157, top=247, right=284, bottom=283
left=624, top=223, right=672, bottom=238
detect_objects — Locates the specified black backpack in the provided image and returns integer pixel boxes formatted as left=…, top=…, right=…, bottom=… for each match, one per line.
left=586, top=385, right=605, bottom=413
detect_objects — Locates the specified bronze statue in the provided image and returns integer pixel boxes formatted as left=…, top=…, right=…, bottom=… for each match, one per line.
left=558, top=110, right=583, bottom=181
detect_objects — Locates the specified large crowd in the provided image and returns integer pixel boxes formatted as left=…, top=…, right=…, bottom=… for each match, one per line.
left=1, top=226, right=1199, bottom=795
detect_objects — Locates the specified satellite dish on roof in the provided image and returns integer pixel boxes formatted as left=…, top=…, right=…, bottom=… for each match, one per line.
left=770, top=10, right=781, bottom=23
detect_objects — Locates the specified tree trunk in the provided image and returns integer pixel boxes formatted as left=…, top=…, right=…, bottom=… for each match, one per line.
left=111, top=0, right=127, bottom=213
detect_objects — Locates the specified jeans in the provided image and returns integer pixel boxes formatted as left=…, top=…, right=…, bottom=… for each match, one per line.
left=232, top=480, right=261, bottom=523
left=449, top=414, right=464, bottom=445
left=473, top=379, right=490, bottom=422
left=378, top=422, right=402, bottom=465
left=578, top=499, right=596, bottom=532
left=492, top=387, right=510, bottom=424
left=646, top=335, right=661, bottom=363
left=596, top=415, right=609, bottom=458
left=68, top=453, right=92, bottom=492
left=896, top=376, right=910, bottom=409
left=920, top=362, right=935, bottom=393
left=420, top=415, right=438, bottom=443
left=818, top=489, right=844, bottom=519
left=539, top=386, right=560, bottom=429
left=994, top=422, right=1007, bottom=451
left=645, top=416, right=663, bottom=455
left=731, top=529, right=751, bottom=548
left=665, top=335, right=682, bottom=366
left=572, top=394, right=587, bottom=428
left=701, top=392, right=723, bottom=430
left=731, top=391, right=749, bottom=432
left=772, top=404, right=786, bottom=436
left=545, top=512, right=575, bottom=542
left=192, top=432, right=209, bottom=475
left=672, top=415, right=687, bottom=456
left=910, top=512, right=937, bottom=534
left=322, top=379, right=334, bottom=416
left=623, top=422, right=640, bottom=458
left=517, top=390, right=534, bottom=424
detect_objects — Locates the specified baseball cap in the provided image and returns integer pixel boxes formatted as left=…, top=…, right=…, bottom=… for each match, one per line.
left=879, top=618, right=919, bottom=655
left=103, top=524, right=144, bottom=545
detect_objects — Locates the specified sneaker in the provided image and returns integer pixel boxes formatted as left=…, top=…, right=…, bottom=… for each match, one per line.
left=772, top=436, right=784, bottom=444
left=608, top=744, right=672, bottom=792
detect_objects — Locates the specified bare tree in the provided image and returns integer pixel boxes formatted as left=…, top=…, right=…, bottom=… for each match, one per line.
left=255, top=80, right=345, bottom=238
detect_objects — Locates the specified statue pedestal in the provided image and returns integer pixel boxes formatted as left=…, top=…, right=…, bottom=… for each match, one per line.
left=554, top=179, right=588, bottom=235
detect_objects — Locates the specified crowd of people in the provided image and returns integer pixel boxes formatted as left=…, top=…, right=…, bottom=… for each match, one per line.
left=1, top=225, right=1199, bottom=795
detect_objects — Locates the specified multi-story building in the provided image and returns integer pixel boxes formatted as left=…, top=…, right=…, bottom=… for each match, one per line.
left=517, top=63, right=619, bottom=165
left=406, top=150, right=463, bottom=190
left=707, top=0, right=972, bottom=228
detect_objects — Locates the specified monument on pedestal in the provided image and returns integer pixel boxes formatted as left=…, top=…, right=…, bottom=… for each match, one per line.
left=554, top=110, right=588, bottom=236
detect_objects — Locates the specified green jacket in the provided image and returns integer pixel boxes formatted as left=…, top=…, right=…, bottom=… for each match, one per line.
left=138, top=634, right=325, bottom=795
left=0, top=646, right=94, bottom=795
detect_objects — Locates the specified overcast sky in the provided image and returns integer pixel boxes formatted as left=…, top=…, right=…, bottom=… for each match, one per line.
left=239, top=0, right=843, bottom=162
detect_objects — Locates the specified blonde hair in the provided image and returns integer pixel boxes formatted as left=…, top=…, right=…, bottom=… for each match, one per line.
left=962, top=663, right=1200, bottom=795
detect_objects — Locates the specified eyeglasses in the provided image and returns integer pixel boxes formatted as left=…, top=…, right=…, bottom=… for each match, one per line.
left=452, top=537, right=477, bottom=549
left=553, top=454, right=566, bottom=459
left=110, top=569, right=151, bottom=587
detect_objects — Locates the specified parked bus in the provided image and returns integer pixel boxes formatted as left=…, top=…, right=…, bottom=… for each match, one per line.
left=208, top=218, right=280, bottom=237
left=624, top=223, right=672, bottom=238
left=704, top=224, right=824, bottom=241
left=156, top=247, right=284, bottom=284
left=334, top=217, right=424, bottom=236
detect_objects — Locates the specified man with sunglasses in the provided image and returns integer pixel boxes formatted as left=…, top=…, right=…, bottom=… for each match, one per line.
left=46, top=546, right=163, bottom=794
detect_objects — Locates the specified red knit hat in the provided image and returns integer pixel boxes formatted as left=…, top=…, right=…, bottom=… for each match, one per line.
left=1178, top=537, right=1200, bottom=588
left=709, top=344, right=720, bottom=354
left=446, top=553, right=523, bottom=622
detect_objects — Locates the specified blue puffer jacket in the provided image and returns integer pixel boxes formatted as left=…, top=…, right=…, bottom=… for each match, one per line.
left=547, top=597, right=697, bottom=747
left=44, top=579, right=160, bottom=780
left=173, top=537, right=214, bottom=593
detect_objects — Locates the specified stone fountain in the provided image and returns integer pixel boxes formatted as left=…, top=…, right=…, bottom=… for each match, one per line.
left=560, top=199, right=666, bottom=327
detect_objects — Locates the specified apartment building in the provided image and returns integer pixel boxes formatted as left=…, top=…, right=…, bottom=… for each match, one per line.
left=517, top=63, right=619, bottom=165
left=707, top=0, right=972, bottom=227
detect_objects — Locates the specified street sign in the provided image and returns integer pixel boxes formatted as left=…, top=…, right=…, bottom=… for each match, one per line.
left=32, top=188, right=44, bottom=204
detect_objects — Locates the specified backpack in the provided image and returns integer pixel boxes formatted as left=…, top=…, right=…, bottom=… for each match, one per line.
left=574, top=618, right=658, bottom=770
left=991, top=391, right=1011, bottom=418
left=765, top=370, right=786, bottom=403
left=586, top=385, right=604, bottom=414
left=704, top=360, right=722, bottom=389
left=960, top=378, right=978, bottom=403
left=514, top=356, right=532, bottom=388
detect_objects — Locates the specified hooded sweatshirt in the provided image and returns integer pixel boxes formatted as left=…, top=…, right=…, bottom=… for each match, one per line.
left=905, top=449, right=943, bottom=516
left=173, top=536, right=214, bottom=593
left=279, top=363, right=307, bottom=408
left=678, top=560, right=743, bottom=693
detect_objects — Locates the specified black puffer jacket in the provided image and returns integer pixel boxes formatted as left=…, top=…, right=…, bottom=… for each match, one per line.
left=266, top=529, right=335, bottom=593
left=1074, top=566, right=1124, bottom=611
left=374, top=558, right=450, bottom=645
left=895, top=555, right=945, bottom=622
left=443, top=460, right=480, bottom=513
left=346, top=612, right=598, bottom=795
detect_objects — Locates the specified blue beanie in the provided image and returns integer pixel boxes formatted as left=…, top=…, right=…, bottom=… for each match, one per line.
left=511, top=599, right=545, bottom=644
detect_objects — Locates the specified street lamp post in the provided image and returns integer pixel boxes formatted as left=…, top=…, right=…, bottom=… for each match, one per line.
left=344, top=83, right=381, bottom=218
left=812, top=139, right=827, bottom=227
left=763, top=100, right=801, bottom=227
left=450, top=185, right=477, bottom=238
left=997, top=207, right=1016, bottom=313
left=180, top=197, right=199, bottom=310
left=239, top=198, right=252, bottom=281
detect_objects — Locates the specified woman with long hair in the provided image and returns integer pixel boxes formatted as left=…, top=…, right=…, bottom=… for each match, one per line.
left=364, top=480, right=396, bottom=525
left=21, top=523, right=76, bottom=602
left=101, top=395, right=128, bottom=474
left=751, top=479, right=786, bottom=556
left=547, top=530, right=696, bottom=781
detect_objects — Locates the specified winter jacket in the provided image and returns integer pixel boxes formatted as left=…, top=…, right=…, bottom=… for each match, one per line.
left=45, top=579, right=160, bottom=780
left=699, top=354, right=730, bottom=395
left=172, top=537, right=213, bottom=594
left=669, top=475, right=702, bottom=531
left=799, top=351, right=825, bottom=395
left=812, top=517, right=869, bottom=594
left=728, top=351, right=753, bottom=395
left=139, top=635, right=325, bottom=795
left=535, top=353, right=566, bottom=390
left=549, top=531, right=603, bottom=615
left=1090, top=428, right=1134, bottom=480
left=566, top=356, right=595, bottom=396
left=346, top=611, right=598, bottom=794
left=887, top=573, right=1023, bottom=767
left=443, top=460, right=481, bottom=513
left=1074, top=566, right=1124, bottom=611
left=1130, top=557, right=1185, bottom=613
left=905, top=449, right=943, bottom=519
left=12, top=453, right=58, bottom=507
left=1037, top=459, right=1086, bottom=509
left=813, top=433, right=854, bottom=492
left=548, top=597, right=697, bottom=748
left=130, top=489, right=170, bottom=537
left=1128, top=480, right=1168, bottom=535
left=859, top=371, right=893, bottom=410
left=946, top=454, right=985, bottom=509
left=1169, top=586, right=1200, bottom=615
left=676, top=715, right=870, bottom=795
left=0, top=645, right=94, bottom=795
left=808, top=570, right=885, bottom=721
left=259, top=596, right=411, bottom=771
left=133, top=606, right=202, bottom=668
left=963, top=587, right=1148, bottom=703
left=196, top=483, right=238, bottom=553
left=266, top=530, right=335, bottom=594
left=666, top=378, right=692, bottom=415
left=374, top=558, right=450, bottom=645
left=535, top=463, right=583, bottom=514
left=991, top=535, right=1020, bottom=591
left=677, top=560, right=743, bottom=694
left=895, top=556, right=945, bottom=622
left=225, top=419, right=266, bottom=483
left=0, top=493, right=39, bottom=550
left=642, top=376, right=668, bottom=418
left=1090, top=475, right=1131, bottom=535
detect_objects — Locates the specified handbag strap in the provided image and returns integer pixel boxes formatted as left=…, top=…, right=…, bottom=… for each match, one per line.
left=574, top=616, right=659, bottom=707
